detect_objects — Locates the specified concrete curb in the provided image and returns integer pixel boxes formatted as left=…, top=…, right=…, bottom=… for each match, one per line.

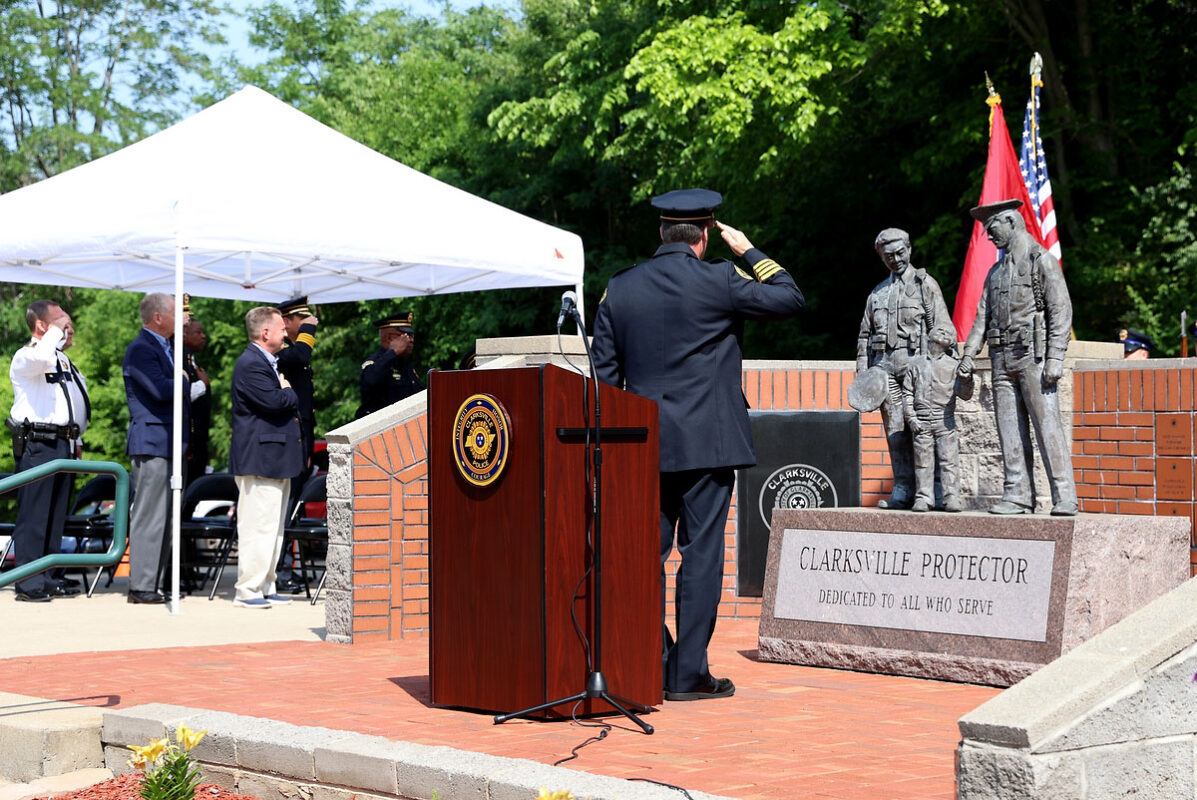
left=102, top=704, right=737, bottom=800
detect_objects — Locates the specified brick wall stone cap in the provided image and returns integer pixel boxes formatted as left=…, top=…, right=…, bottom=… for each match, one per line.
left=477, top=335, right=588, bottom=356
left=325, top=392, right=425, bottom=445
left=1074, top=356, right=1197, bottom=371
left=959, top=576, right=1197, bottom=750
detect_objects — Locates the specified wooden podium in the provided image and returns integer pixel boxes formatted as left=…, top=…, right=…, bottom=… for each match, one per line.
left=428, top=364, right=661, bottom=717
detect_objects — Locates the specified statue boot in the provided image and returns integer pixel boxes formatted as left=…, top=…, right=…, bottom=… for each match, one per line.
left=878, top=431, right=914, bottom=510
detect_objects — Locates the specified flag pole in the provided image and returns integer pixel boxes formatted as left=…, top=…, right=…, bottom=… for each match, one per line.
left=1029, top=53, right=1043, bottom=167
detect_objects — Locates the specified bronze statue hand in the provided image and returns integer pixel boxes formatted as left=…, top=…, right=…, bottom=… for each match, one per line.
left=1043, top=358, right=1063, bottom=385
left=957, top=355, right=974, bottom=378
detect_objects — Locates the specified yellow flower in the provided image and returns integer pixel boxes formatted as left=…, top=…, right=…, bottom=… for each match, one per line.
left=175, top=724, right=208, bottom=752
left=129, top=738, right=169, bottom=768
left=535, top=790, right=575, bottom=800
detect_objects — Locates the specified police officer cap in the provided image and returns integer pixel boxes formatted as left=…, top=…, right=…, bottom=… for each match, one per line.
left=375, top=311, right=414, bottom=333
left=277, top=295, right=312, bottom=317
left=651, top=188, right=722, bottom=224
left=1118, top=328, right=1154, bottom=354
left=969, top=198, right=1023, bottom=223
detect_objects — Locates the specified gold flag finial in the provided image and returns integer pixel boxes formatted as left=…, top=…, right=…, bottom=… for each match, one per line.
left=984, top=71, right=996, bottom=97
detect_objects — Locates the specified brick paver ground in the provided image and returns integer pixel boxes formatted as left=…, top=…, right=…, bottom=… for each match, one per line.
left=0, top=618, right=998, bottom=800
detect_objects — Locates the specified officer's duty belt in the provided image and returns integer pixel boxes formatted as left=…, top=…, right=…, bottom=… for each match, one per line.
left=9, top=419, right=80, bottom=440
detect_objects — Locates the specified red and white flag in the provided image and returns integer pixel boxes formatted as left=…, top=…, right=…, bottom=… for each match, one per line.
left=952, top=89, right=1048, bottom=340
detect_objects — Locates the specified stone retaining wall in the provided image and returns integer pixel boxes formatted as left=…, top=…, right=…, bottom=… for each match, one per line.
left=956, top=577, right=1197, bottom=799
left=100, top=704, right=734, bottom=800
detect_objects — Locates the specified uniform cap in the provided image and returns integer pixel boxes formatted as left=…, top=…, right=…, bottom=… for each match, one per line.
left=277, top=295, right=312, bottom=317
left=1118, top=328, right=1154, bottom=354
left=375, top=311, right=414, bottom=333
left=969, top=199, right=1023, bottom=223
left=651, top=188, right=722, bottom=224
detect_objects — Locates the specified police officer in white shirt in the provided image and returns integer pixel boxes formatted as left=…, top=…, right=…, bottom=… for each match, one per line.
left=6, top=300, right=90, bottom=602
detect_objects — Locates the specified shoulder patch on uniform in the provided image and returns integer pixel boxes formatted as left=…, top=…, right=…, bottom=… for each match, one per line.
left=599, top=288, right=607, bottom=304
left=734, top=265, right=755, bottom=281
left=361, top=360, right=374, bottom=369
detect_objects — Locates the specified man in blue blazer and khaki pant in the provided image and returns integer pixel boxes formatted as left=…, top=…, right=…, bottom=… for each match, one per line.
left=229, top=306, right=305, bottom=608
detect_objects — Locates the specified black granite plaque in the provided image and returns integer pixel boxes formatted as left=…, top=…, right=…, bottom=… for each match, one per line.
left=736, top=410, right=860, bottom=596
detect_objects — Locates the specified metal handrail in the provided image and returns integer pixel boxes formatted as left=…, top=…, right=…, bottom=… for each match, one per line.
left=0, top=459, right=129, bottom=589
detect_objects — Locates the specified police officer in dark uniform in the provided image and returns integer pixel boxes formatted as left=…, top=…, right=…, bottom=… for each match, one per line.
left=6, top=300, right=90, bottom=601
left=275, top=296, right=319, bottom=470
left=356, top=312, right=423, bottom=418
left=592, top=189, right=805, bottom=700
left=181, top=295, right=212, bottom=486
left=274, top=295, right=319, bottom=592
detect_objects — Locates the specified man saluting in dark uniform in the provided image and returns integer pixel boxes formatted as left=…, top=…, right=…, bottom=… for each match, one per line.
left=356, top=312, right=423, bottom=418
left=275, top=296, right=319, bottom=473
left=592, top=189, right=804, bottom=700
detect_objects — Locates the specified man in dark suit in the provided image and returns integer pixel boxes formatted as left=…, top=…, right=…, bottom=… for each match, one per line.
left=123, top=292, right=189, bottom=605
left=229, top=306, right=305, bottom=609
left=356, top=312, right=423, bottom=418
left=592, top=188, right=804, bottom=700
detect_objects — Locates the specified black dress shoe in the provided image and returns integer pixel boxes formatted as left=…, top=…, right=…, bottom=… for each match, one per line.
left=127, top=590, right=167, bottom=604
left=15, top=588, right=53, bottom=603
left=59, top=577, right=83, bottom=589
left=277, top=580, right=305, bottom=595
left=664, top=677, right=735, bottom=701
left=48, top=583, right=81, bottom=597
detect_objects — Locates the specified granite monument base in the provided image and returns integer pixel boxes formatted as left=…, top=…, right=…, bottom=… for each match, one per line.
left=758, top=508, right=1189, bottom=686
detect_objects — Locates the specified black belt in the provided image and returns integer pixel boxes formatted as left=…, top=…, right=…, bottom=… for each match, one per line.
left=20, top=420, right=80, bottom=439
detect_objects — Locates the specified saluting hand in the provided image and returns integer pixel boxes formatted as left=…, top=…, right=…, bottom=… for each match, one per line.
left=715, top=221, right=754, bottom=258
left=301, top=314, right=318, bottom=327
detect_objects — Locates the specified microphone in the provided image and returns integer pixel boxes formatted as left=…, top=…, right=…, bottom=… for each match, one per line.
left=557, top=290, right=578, bottom=328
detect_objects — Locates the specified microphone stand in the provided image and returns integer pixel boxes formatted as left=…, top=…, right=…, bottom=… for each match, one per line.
left=493, top=306, right=654, bottom=734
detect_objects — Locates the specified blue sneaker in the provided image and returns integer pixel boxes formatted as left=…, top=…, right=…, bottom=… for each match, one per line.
left=233, top=597, right=272, bottom=609
left=264, top=594, right=293, bottom=605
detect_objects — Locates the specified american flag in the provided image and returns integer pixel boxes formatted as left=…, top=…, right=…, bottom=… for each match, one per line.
left=1020, top=66, right=1062, bottom=262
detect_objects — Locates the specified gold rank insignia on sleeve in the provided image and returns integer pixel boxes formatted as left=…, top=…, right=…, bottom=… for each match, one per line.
left=752, top=258, right=783, bottom=282
left=296, top=332, right=316, bottom=348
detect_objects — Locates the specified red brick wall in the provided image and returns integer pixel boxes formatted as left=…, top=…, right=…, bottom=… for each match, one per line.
left=1073, top=363, right=1197, bottom=576
left=346, top=417, right=430, bottom=644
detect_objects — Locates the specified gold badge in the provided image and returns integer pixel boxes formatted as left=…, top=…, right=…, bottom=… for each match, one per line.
left=452, top=394, right=511, bottom=486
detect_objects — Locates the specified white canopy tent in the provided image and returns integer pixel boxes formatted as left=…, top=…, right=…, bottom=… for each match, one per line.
left=0, top=85, right=585, bottom=613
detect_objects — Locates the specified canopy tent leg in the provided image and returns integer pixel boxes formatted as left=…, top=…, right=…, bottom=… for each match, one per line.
left=170, top=245, right=185, bottom=615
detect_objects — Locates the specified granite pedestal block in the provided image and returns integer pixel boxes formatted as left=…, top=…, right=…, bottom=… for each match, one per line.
left=758, top=508, right=1189, bottom=685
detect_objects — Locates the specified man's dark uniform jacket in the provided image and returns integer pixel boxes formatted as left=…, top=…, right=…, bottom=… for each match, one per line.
left=593, top=243, right=804, bottom=471
left=183, top=346, right=211, bottom=484
left=276, top=321, right=317, bottom=463
left=357, top=349, right=423, bottom=419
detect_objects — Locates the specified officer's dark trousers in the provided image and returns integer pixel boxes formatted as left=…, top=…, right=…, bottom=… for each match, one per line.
left=12, top=437, right=73, bottom=593
left=660, top=467, right=735, bottom=693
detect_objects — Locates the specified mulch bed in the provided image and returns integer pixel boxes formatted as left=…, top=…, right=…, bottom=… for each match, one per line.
left=34, top=772, right=261, bottom=800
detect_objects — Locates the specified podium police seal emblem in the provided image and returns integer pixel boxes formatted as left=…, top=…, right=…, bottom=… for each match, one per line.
left=453, top=394, right=511, bottom=486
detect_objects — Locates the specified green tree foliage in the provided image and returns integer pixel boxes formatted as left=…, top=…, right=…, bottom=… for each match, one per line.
left=0, top=0, right=225, bottom=190
left=3, top=0, right=1197, bottom=485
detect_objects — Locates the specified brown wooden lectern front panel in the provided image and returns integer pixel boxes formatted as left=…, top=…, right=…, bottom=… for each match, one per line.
left=428, top=364, right=661, bottom=716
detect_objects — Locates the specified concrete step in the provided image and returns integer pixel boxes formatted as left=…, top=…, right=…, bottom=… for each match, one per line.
left=0, top=693, right=105, bottom=783
left=0, top=768, right=114, bottom=800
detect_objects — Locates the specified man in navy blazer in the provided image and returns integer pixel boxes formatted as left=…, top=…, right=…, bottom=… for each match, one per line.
left=123, top=292, right=189, bottom=605
left=593, top=189, right=804, bottom=701
left=229, top=306, right=305, bottom=608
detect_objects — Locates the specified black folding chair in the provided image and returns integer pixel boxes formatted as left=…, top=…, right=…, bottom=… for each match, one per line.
left=283, top=473, right=328, bottom=604
left=175, top=473, right=239, bottom=600
left=63, top=474, right=117, bottom=596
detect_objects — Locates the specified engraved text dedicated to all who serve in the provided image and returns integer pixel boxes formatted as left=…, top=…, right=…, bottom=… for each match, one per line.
left=773, top=529, right=1056, bottom=641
